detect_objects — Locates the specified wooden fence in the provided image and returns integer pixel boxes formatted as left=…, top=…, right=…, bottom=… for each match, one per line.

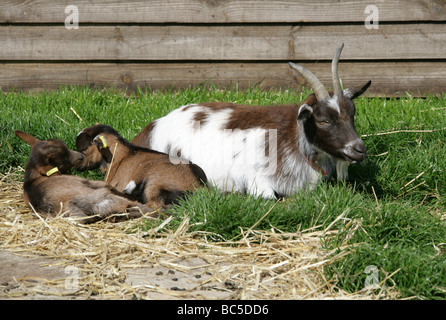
left=0, top=0, right=445, bottom=96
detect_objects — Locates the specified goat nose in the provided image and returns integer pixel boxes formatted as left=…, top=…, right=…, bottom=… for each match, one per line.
left=353, top=140, right=366, bottom=159
left=354, top=140, right=366, bottom=154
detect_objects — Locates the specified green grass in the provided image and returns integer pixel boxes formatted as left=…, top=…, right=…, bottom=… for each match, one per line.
left=1, top=85, right=445, bottom=299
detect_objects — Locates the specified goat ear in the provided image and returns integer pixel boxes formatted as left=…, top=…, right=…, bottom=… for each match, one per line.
left=343, top=80, right=371, bottom=99
left=14, top=131, right=39, bottom=146
left=297, top=104, right=313, bottom=121
left=93, top=135, right=108, bottom=149
left=76, top=131, right=92, bottom=152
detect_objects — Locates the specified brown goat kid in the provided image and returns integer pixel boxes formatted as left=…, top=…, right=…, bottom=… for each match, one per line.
left=76, top=124, right=207, bottom=209
left=15, top=130, right=156, bottom=224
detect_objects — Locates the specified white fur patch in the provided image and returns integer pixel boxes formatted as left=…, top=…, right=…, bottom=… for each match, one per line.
left=341, top=138, right=363, bottom=163
left=96, top=199, right=111, bottom=211
left=336, top=160, right=350, bottom=181
left=327, top=97, right=341, bottom=114
left=149, top=105, right=282, bottom=197
left=123, top=180, right=136, bottom=194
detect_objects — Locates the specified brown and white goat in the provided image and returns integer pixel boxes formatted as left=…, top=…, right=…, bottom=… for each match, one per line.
left=131, top=43, right=371, bottom=198
left=76, top=124, right=207, bottom=209
left=15, top=131, right=155, bottom=224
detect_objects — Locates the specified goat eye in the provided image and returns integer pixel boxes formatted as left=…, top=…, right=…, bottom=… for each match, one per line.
left=317, top=120, right=330, bottom=126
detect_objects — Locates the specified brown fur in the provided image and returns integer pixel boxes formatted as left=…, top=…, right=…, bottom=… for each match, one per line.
left=15, top=130, right=155, bottom=224
left=76, top=124, right=207, bottom=209
left=193, top=111, right=209, bottom=127
left=131, top=121, right=155, bottom=148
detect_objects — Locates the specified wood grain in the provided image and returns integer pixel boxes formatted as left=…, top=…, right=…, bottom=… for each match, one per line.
left=1, top=62, right=444, bottom=96
left=1, top=0, right=445, bottom=23
left=0, top=24, right=444, bottom=61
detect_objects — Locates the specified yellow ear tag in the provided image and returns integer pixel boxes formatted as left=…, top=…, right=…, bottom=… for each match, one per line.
left=99, top=135, right=108, bottom=148
left=46, top=167, right=59, bottom=176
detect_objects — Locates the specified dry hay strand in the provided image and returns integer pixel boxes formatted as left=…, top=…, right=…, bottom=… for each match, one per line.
left=0, top=169, right=383, bottom=300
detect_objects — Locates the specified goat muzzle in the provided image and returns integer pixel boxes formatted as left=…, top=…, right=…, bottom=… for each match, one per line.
left=342, top=139, right=366, bottom=164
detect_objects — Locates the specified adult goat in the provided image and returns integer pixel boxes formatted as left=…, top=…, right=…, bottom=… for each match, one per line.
left=132, top=44, right=371, bottom=198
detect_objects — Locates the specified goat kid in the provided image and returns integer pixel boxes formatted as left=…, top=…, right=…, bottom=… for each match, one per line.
left=131, top=44, right=371, bottom=198
left=76, top=124, right=207, bottom=209
left=15, top=131, right=155, bottom=224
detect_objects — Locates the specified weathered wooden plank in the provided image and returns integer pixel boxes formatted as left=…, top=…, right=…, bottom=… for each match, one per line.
left=1, top=62, right=444, bottom=97
left=0, top=24, right=444, bottom=61
left=1, top=0, right=445, bottom=23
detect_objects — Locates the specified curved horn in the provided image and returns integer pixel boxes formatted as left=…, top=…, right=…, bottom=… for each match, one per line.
left=332, top=43, right=344, bottom=97
left=289, top=62, right=330, bottom=101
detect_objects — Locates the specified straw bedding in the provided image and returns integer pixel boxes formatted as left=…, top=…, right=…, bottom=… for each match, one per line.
left=0, top=168, right=375, bottom=299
